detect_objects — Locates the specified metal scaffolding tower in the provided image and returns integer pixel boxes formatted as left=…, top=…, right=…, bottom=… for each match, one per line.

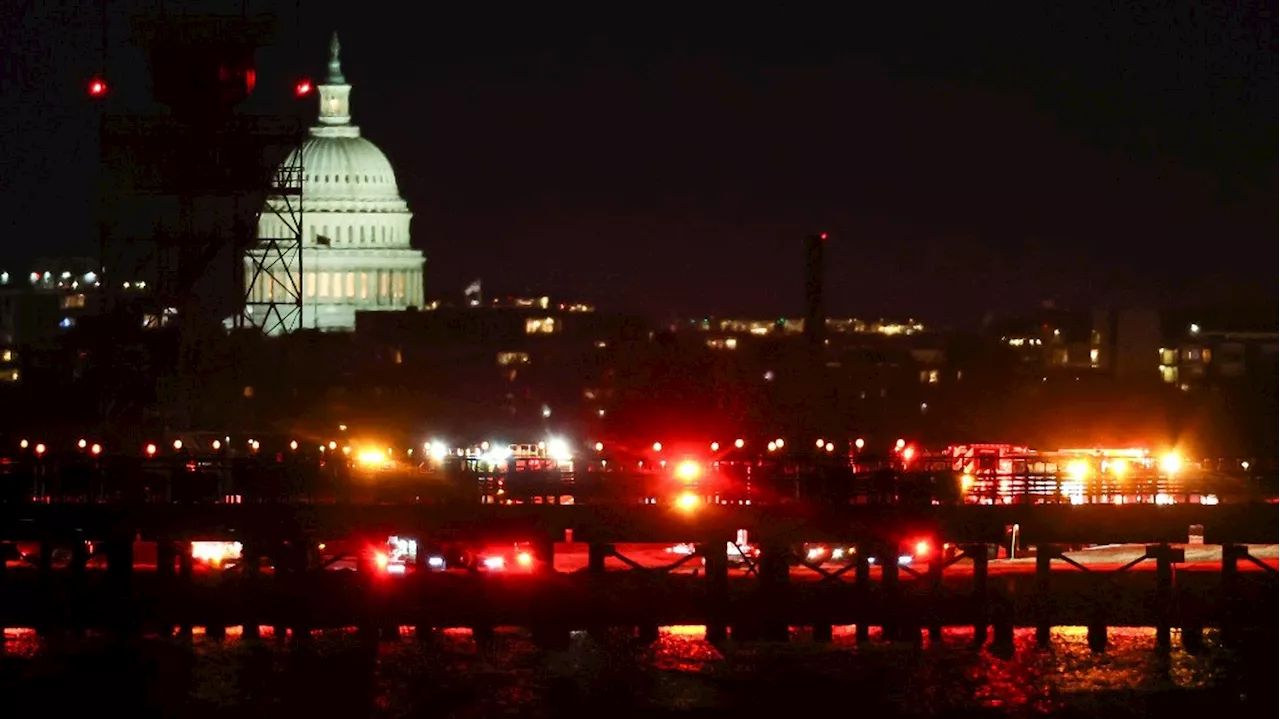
left=240, top=146, right=305, bottom=334
left=93, top=11, right=307, bottom=429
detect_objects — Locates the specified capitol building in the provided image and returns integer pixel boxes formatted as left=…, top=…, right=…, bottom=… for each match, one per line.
left=247, top=34, right=425, bottom=332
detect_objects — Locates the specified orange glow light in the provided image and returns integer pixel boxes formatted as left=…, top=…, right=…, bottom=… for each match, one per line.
left=90, top=443, right=102, bottom=456
left=516, top=551, right=533, bottom=567
left=34, top=443, right=46, bottom=456
left=675, top=460, right=701, bottom=482
left=145, top=443, right=157, bottom=457
left=676, top=492, right=700, bottom=511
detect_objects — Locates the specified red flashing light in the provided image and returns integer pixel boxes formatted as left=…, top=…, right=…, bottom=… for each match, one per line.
left=87, top=78, right=108, bottom=98
left=294, top=78, right=313, bottom=98
left=90, top=443, right=102, bottom=456
left=819, top=232, right=828, bottom=241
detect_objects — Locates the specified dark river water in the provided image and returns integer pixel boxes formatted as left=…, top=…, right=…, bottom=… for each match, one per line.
left=1, top=625, right=1274, bottom=717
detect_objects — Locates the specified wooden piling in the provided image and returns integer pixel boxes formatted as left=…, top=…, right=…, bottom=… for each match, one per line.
left=0, top=541, right=8, bottom=654
left=701, top=535, right=729, bottom=643
left=854, top=544, right=871, bottom=642
left=1148, top=543, right=1183, bottom=650
left=177, top=542, right=193, bottom=639
left=241, top=542, right=261, bottom=640
left=1034, top=544, right=1052, bottom=646
left=531, top=537, right=570, bottom=650
left=154, top=537, right=175, bottom=637
left=879, top=542, right=900, bottom=642
left=757, top=539, right=791, bottom=642
left=35, top=538, right=53, bottom=636
left=585, top=542, right=611, bottom=642
left=105, top=533, right=135, bottom=638
left=970, top=544, right=989, bottom=647
left=926, top=554, right=944, bottom=643
left=69, top=537, right=88, bottom=635
left=1219, top=543, right=1242, bottom=647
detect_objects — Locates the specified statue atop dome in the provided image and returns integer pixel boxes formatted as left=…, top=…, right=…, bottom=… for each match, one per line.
left=327, top=31, right=346, bottom=85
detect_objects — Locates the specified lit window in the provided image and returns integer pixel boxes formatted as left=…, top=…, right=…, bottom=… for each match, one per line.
left=345, top=272, right=355, bottom=298
left=1, top=349, right=11, bottom=362
left=497, top=352, right=530, bottom=366
left=525, top=317, right=557, bottom=334
left=1160, top=366, right=1178, bottom=384
left=62, top=293, right=87, bottom=309
left=1159, top=348, right=1176, bottom=365
left=318, top=271, right=330, bottom=298
left=919, top=369, right=940, bottom=384
left=1089, top=348, right=1100, bottom=366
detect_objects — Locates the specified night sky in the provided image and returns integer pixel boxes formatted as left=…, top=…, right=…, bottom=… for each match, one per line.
left=1, top=1, right=1275, bottom=326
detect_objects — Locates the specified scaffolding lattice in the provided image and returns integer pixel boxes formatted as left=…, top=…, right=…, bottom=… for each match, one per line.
left=240, top=138, right=305, bottom=335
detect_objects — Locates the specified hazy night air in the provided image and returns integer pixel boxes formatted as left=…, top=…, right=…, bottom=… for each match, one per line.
left=2, top=2, right=1274, bottom=322
left=0, top=5, right=1275, bottom=715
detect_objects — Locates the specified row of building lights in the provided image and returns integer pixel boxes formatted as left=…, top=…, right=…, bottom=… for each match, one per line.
left=630, top=437, right=887, bottom=455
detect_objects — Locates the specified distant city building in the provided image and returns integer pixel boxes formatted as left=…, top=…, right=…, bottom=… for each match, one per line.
left=1157, top=310, right=1278, bottom=390
left=247, top=33, right=425, bottom=333
left=988, top=306, right=1106, bottom=373
left=690, top=317, right=925, bottom=349
left=0, top=258, right=101, bottom=384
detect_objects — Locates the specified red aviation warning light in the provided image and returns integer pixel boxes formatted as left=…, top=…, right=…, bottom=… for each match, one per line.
left=819, top=232, right=828, bottom=240
left=294, top=78, right=314, bottom=98
left=87, top=78, right=108, bottom=98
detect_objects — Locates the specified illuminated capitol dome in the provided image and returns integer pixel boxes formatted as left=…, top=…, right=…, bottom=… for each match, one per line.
left=247, top=33, right=425, bottom=332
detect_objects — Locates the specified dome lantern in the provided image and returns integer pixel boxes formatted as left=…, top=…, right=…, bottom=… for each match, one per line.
left=316, top=32, right=352, bottom=129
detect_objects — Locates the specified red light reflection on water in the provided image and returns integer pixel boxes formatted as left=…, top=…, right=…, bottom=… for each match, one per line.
left=0, top=622, right=1236, bottom=714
